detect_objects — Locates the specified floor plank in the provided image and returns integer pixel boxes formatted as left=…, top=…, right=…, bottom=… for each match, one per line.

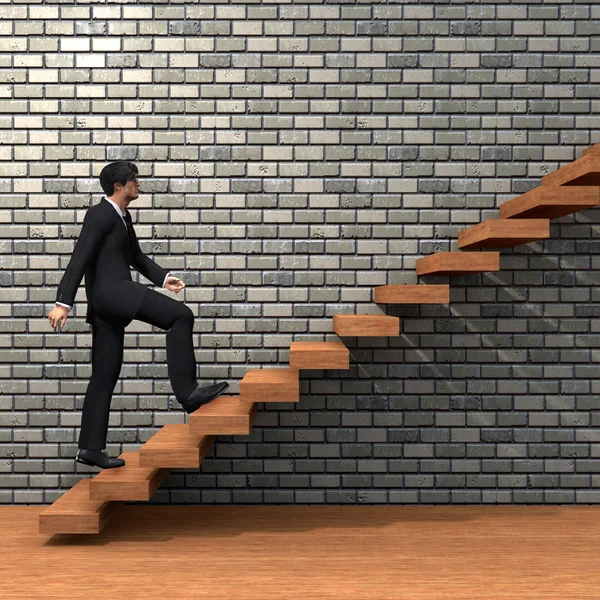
left=4, top=505, right=600, bottom=599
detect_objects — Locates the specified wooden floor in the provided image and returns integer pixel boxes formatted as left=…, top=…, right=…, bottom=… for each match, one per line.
left=2, top=505, right=599, bottom=599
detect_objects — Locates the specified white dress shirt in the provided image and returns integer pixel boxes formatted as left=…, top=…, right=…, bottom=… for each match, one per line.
left=55, top=198, right=172, bottom=312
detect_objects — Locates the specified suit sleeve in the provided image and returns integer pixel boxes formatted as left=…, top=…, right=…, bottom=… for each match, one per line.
left=55, top=210, right=108, bottom=308
left=129, top=220, right=170, bottom=287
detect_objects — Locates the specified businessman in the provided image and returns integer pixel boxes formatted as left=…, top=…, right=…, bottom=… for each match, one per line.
left=47, top=161, right=229, bottom=469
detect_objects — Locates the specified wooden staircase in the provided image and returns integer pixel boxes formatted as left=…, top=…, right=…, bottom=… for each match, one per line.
left=39, top=144, right=600, bottom=535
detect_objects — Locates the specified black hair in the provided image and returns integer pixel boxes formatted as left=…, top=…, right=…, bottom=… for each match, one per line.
left=99, top=161, right=139, bottom=197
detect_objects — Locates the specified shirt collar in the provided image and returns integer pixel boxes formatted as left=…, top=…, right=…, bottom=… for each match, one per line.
left=105, top=197, right=126, bottom=218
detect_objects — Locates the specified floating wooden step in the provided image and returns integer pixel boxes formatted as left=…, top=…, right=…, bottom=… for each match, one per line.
left=39, top=478, right=124, bottom=535
left=88, top=452, right=170, bottom=502
left=289, top=341, right=350, bottom=370
left=138, top=424, right=216, bottom=469
left=189, top=396, right=258, bottom=436
left=240, top=368, right=299, bottom=403
left=333, top=314, right=400, bottom=337
left=541, top=153, right=600, bottom=187
left=374, top=284, right=450, bottom=304
left=457, top=218, right=550, bottom=249
left=583, top=142, right=600, bottom=157
left=499, top=186, right=600, bottom=220
left=416, top=252, right=500, bottom=276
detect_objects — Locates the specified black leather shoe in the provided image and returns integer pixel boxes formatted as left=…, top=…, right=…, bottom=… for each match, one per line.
left=75, top=449, right=125, bottom=469
left=180, top=382, right=230, bottom=414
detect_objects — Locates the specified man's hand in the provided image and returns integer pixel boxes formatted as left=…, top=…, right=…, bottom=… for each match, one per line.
left=165, top=276, right=185, bottom=294
left=48, top=305, right=68, bottom=331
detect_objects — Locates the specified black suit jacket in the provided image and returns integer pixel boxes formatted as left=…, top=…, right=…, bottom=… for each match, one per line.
left=56, top=197, right=170, bottom=330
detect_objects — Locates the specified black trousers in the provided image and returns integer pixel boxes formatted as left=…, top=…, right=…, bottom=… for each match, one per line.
left=77, top=288, right=198, bottom=450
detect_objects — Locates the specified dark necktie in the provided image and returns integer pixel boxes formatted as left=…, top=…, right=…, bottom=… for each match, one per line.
left=123, top=211, right=132, bottom=247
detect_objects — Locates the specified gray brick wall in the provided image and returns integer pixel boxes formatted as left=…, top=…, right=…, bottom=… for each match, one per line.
left=2, top=1, right=600, bottom=505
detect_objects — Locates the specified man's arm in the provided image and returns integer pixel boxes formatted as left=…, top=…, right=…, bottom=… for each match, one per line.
left=128, top=215, right=171, bottom=287
left=55, top=210, right=108, bottom=308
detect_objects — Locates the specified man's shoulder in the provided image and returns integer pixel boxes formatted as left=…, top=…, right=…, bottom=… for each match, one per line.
left=84, top=200, right=113, bottom=226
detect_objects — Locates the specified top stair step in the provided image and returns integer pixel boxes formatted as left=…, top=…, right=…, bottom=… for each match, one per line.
left=457, top=218, right=550, bottom=249
left=374, top=284, right=450, bottom=304
left=541, top=153, right=600, bottom=187
left=499, top=185, right=600, bottom=220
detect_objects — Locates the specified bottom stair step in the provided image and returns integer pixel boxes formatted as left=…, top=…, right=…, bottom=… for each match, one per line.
left=39, top=478, right=124, bottom=535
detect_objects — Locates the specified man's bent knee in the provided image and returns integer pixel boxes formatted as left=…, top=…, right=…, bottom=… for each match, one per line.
left=176, top=304, right=194, bottom=322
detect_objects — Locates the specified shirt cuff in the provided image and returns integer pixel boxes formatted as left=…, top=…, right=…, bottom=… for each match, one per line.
left=162, top=272, right=172, bottom=288
left=56, top=302, right=72, bottom=311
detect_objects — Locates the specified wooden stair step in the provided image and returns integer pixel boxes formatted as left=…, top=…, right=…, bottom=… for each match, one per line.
left=189, top=395, right=258, bottom=436
left=374, top=284, right=450, bottom=304
left=583, top=142, right=600, bottom=157
left=39, top=478, right=124, bottom=535
left=457, top=218, right=550, bottom=249
left=333, top=314, right=400, bottom=337
left=374, top=283, right=450, bottom=304
left=541, top=153, right=600, bottom=187
left=499, top=185, right=600, bottom=220
left=240, top=367, right=299, bottom=403
left=88, top=451, right=170, bottom=502
left=138, top=424, right=216, bottom=469
left=289, top=341, right=350, bottom=370
left=416, top=252, right=500, bottom=276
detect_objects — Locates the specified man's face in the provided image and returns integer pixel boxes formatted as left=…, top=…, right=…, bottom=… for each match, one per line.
left=127, top=178, right=139, bottom=198
left=113, top=178, right=140, bottom=203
